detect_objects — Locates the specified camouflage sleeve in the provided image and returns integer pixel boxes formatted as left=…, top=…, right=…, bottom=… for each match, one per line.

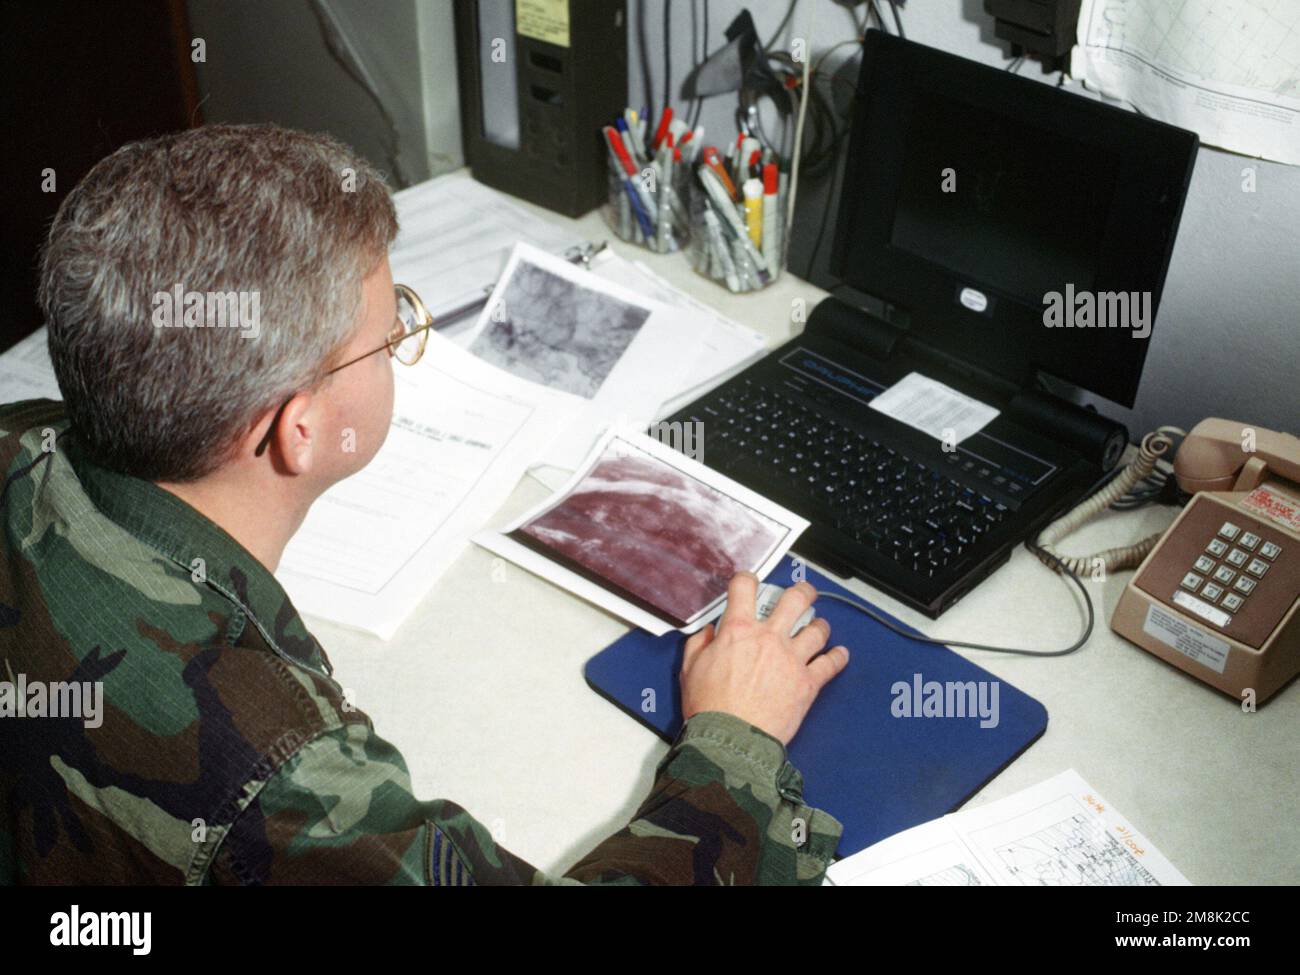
left=210, top=712, right=841, bottom=886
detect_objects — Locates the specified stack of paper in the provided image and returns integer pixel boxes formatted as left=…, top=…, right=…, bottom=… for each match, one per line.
left=276, top=333, right=581, bottom=639
left=388, top=170, right=587, bottom=322
left=586, top=252, right=769, bottom=416
left=0, top=330, right=61, bottom=402
left=461, top=242, right=711, bottom=471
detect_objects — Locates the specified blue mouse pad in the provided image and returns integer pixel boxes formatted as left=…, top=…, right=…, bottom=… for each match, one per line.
left=584, top=556, right=1049, bottom=857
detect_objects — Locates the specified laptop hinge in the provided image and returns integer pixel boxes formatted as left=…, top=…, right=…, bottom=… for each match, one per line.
left=811, top=291, right=906, bottom=360
left=817, top=291, right=1021, bottom=401
left=897, top=335, right=1022, bottom=402
left=1003, top=387, right=1130, bottom=471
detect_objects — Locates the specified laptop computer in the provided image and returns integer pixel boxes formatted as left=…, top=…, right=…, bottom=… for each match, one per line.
left=662, top=32, right=1198, bottom=617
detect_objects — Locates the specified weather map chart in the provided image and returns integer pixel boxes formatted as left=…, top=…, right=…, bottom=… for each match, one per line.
left=988, top=813, right=1162, bottom=886
left=1074, top=0, right=1300, bottom=163
left=828, top=771, right=1190, bottom=885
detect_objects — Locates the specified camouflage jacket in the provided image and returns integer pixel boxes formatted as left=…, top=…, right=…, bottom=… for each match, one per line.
left=0, top=399, right=841, bottom=885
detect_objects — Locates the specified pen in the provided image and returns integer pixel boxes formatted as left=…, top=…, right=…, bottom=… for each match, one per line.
left=651, top=106, right=673, bottom=151
left=604, top=126, right=659, bottom=222
left=698, top=166, right=771, bottom=283
left=743, top=178, right=764, bottom=248
left=701, top=146, right=738, bottom=199
left=668, top=117, right=688, bottom=149
left=604, top=127, right=657, bottom=237
left=657, top=142, right=671, bottom=252
left=761, top=163, right=782, bottom=270
left=703, top=207, right=740, bottom=291
left=623, top=109, right=647, bottom=162
left=429, top=285, right=494, bottom=330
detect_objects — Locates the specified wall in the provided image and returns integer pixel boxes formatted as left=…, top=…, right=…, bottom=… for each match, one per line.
left=186, top=0, right=464, bottom=188
left=625, top=0, right=1299, bottom=440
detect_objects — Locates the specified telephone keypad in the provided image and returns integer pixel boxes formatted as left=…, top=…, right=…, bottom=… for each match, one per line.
left=1154, top=506, right=1294, bottom=642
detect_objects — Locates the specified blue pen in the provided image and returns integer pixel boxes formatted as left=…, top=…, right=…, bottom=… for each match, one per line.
left=623, top=178, right=655, bottom=239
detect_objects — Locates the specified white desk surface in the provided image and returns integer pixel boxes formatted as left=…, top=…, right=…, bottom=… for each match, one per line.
left=308, top=195, right=1299, bottom=886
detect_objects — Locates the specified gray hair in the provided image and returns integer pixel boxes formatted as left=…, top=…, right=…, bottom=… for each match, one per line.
left=39, top=123, right=398, bottom=481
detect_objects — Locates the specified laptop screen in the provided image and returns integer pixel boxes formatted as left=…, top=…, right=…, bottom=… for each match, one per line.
left=829, top=33, right=1197, bottom=408
left=890, top=90, right=1119, bottom=300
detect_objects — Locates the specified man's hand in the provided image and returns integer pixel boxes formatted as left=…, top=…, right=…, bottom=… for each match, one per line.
left=679, top=572, right=850, bottom=746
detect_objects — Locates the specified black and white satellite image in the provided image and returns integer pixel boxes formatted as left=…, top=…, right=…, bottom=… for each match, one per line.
left=471, top=258, right=651, bottom=398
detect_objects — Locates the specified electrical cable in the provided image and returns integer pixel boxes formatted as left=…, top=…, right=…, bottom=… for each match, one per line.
left=308, top=0, right=407, bottom=185
left=887, top=0, right=905, bottom=38
left=765, top=0, right=800, bottom=52
left=798, top=28, right=868, bottom=273
left=783, top=0, right=818, bottom=266
left=758, top=43, right=848, bottom=169
left=637, top=0, right=655, bottom=135
left=817, top=537, right=1095, bottom=657
left=663, top=0, right=672, bottom=111
left=1032, top=427, right=1187, bottom=575
left=811, top=426, right=1195, bottom=657
left=806, top=113, right=847, bottom=274
left=689, top=0, right=707, bottom=129
left=867, top=0, right=886, bottom=33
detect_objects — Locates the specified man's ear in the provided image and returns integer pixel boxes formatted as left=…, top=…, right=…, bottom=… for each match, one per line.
left=252, top=391, right=317, bottom=475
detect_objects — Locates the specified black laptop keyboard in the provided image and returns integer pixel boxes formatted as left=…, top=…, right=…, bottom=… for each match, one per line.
left=689, top=380, right=1011, bottom=579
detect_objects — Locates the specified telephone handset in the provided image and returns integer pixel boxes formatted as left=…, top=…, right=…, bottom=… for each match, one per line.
left=1036, top=418, right=1300, bottom=703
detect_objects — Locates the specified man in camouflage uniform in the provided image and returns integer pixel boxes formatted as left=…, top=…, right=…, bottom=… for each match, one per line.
left=0, top=125, right=848, bottom=885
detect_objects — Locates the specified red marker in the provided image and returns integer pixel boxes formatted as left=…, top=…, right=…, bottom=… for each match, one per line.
left=651, top=106, right=674, bottom=150
left=603, top=126, right=637, bottom=176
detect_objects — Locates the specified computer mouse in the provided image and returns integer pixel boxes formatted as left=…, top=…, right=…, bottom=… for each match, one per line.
left=754, top=582, right=816, bottom=637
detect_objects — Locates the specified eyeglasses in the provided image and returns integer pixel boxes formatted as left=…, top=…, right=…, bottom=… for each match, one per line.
left=254, top=283, right=433, bottom=457
left=331, top=283, right=434, bottom=371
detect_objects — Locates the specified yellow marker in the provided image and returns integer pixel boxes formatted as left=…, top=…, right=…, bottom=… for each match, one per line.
left=743, top=178, right=764, bottom=248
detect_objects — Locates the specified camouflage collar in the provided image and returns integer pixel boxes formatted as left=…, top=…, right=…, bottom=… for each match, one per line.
left=64, top=432, right=332, bottom=677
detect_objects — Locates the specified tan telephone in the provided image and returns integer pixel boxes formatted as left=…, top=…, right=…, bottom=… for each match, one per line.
left=1037, top=419, right=1300, bottom=703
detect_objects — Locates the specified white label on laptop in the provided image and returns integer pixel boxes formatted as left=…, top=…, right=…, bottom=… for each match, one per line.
left=867, top=372, right=999, bottom=445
